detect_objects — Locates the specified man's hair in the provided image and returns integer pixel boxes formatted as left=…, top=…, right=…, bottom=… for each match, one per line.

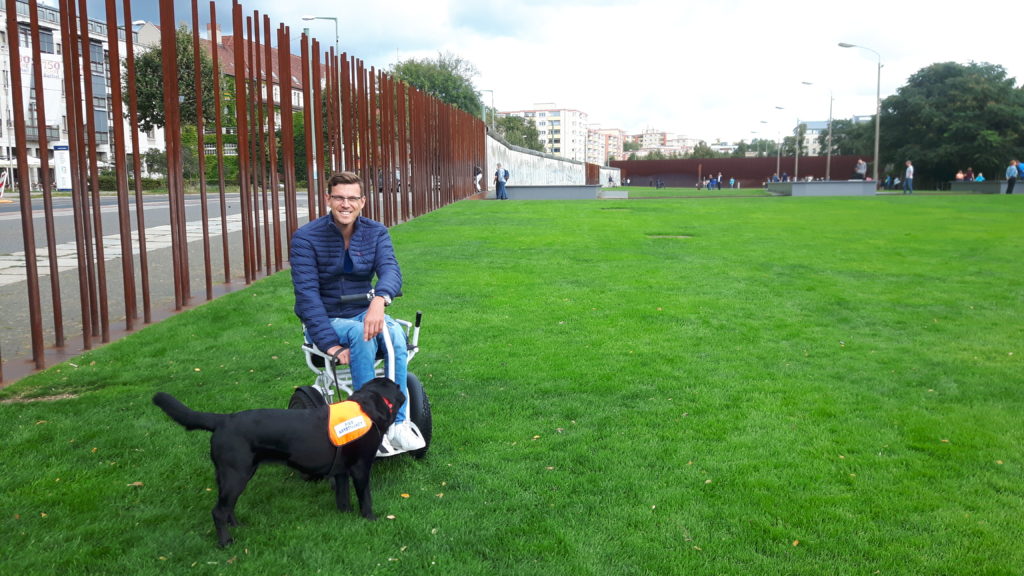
left=327, top=171, right=363, bottom=193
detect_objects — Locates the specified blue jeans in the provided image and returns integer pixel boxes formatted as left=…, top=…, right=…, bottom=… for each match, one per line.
left=330, top=313, right=410, bottom=423
left=496, top=181, right=507, bottom=199
left=903, top=178, right=913, bottom=194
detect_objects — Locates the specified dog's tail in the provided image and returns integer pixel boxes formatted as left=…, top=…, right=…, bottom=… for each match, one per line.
left=153, top=392, right=228, bottom=432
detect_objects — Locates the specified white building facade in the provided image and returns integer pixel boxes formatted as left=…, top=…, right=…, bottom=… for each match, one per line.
left=0, top=2, right=164, bottom=190
left=500, top=106, right=590, bottom=162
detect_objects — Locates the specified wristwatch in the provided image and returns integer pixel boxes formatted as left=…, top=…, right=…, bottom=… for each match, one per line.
left=375, top=293, right=392, bottom=306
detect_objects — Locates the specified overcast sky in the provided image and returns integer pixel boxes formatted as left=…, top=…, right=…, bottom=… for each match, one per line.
left=91, top=0, right=1020, bottom=144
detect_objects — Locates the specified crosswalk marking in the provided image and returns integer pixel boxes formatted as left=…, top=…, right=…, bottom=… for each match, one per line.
left=0, top=208, right=289, bottom=287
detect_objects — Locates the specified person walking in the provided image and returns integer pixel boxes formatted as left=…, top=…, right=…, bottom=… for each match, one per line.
left=903, top=160, right=914, bottom=194
left=1005, top=160, right=1018, bottom=195
left=494, top=163, right=509, bottom=200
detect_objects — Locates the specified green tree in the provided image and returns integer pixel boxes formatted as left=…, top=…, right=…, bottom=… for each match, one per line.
left=623, top=140, right=641, bottom=152
left=689, top=141, right=719, bottom=159
left=180, top=124, right=200, bottom=184
left=749, top=138, right=776, bottom=158
left=821, top=118, right=874, bottom=158
left=496, top=115, right=544, bottom=152
left=880, top=61, right=1024, bottom=186
left=730, top=140, right=751, bottom=158
left=277, top=112, right=307, bottom=184
left=391, top=52, right=482, bottom=117
left=143, top=148, right=166, bottom=177
left=126, top=26, right=216, bottom=132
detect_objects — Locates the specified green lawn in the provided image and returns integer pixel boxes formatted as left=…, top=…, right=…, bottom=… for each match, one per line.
left=2, top=194, right=1022, bottom=575
left=614, top=185, right=772, bottom=198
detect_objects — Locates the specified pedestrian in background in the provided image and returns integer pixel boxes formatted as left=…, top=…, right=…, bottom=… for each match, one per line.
left=494, top=163, right=509, bottom=200
left=1005, top=160, right=1018, bottom=195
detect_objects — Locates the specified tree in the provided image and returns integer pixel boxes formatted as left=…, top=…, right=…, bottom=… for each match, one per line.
left=127, top=26, right=216, bottom=132
left=689, top=141, right=719, bottom=158
left=623, top=140, right=641, bottom=152
left=880, top=61, right=1024, bottom=186
left=820, top=119, right=873, bottom=158
left=749, top=137, right=777, bottom=158
left=143, top=148, right=166, bottom=177
left=495, top=115, right=544, bottom=152
left=391, top=52, right=482, bottom=118
left=730, top=140, right=751, bottom=158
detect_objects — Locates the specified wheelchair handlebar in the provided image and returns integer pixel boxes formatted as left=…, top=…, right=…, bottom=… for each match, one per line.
left=338, top=292, right=375, bottom=304
left=338, top=290, right=405, bottom=304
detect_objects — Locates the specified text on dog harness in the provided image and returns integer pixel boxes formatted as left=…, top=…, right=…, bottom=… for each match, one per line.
left=328, top=401, right=372, bottom=446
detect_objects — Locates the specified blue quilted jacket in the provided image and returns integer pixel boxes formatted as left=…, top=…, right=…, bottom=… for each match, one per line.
left=290, top=215, right=402, bottom=352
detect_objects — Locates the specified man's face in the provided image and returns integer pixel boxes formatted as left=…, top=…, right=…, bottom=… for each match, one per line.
left=327, top=182, right=364, bottom=227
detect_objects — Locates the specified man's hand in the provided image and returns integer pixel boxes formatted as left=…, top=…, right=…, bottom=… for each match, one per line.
left=326, top=345, right=350, bottom=365
left=363, top=297, right=388, bottom=341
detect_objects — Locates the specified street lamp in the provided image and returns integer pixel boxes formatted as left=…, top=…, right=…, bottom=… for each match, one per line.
left=302, top=15, right=338, bottom=55
left=839, top=42, right=881, bottom=182
left=775, top=105, right=805, bottom=181
left=759, top=120, right=771, bottom=158
left=480, top=89, right=495, bottom=131
left=802, top=81, right=834, bottom=180
left=303, top=15, right=339, bottom=168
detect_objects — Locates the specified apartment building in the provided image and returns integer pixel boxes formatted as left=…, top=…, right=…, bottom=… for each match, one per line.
left=0, top=2, right=168, bottom=190
left=587, top=127, right=625, bottom=165
left=500, top=105, right=590, bottom=162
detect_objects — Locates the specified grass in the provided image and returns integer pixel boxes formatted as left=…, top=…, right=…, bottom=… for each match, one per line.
left=615, top=185, right=771, bottom=198
left=1, top=194, right=1022, bottom=575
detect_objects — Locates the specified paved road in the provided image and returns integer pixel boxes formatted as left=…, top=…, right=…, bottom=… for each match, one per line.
left=1, top=193, right=306, bottom=383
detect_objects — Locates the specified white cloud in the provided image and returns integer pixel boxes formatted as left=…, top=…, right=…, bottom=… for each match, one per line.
left=104, top=0, right=1021, bottom=143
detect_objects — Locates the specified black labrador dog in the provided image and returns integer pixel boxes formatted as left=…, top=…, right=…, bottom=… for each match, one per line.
left=153, top=377, right=404, bottom=547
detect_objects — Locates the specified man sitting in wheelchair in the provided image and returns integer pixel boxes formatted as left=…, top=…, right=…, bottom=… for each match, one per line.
left=290, top=170, right=426, bottom=455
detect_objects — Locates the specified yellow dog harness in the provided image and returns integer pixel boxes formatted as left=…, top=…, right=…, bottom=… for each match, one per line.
left=327, top=401, right=372, bottom=446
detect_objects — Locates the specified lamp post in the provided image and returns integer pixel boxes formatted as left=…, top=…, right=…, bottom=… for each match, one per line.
left=304, top=16, right=342, bottom=170
left=480, top=89, right=495, bottom=131
left=794, top=117, right=801, bottom=181
left=302, top=15, right=338, bottom=57
left=302, top=27, right=317, bottom=192
left=839, top=42, right=881, bottom=182
left=759, top=120, right=771, bottom=159
left=776, top=105, right=804, bottom=181
left=801, top=81, right=834, bottom=180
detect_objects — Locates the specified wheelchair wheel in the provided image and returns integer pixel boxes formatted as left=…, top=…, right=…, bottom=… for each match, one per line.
left=289, top=385, right=328, bottom=410
left=406, top=372, right=432, bottom=459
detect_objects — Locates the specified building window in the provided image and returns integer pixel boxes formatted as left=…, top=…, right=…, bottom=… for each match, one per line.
left=37, top=28, right=54, bottom=53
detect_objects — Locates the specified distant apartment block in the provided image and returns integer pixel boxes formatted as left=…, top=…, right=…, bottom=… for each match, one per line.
left=499, top=106, right=591, bottom=162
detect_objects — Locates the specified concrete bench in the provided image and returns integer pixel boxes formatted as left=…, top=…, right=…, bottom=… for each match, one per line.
left=490, top=185, right=601, bottom=200
left=766, top=181, right=877, bottom=196
left=948, top=181, right=1012, bottom=194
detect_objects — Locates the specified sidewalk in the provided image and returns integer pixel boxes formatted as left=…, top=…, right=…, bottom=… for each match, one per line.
left=1, top=207, right=290, bottom=384
left=0, top=209, right=257, bottom=287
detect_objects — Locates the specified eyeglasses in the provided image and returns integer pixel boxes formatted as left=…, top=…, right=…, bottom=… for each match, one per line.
left=329, top=195, right=363, bottom=204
